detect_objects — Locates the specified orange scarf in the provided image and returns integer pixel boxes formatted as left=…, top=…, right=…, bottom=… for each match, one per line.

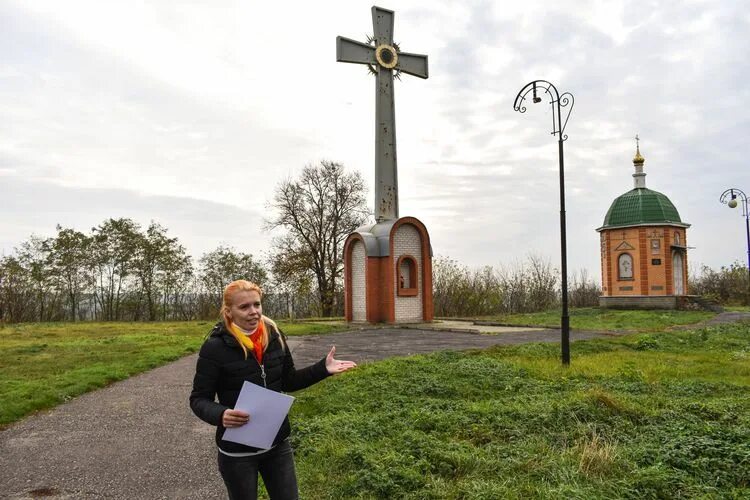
left=229, top=321, right=265, bottom=363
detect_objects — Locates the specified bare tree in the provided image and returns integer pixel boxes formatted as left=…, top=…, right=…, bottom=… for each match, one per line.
left=266, top=160, right=370, bottom=317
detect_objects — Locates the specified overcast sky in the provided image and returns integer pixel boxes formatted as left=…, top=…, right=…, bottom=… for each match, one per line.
left=2, top=0, right=749, bottom=281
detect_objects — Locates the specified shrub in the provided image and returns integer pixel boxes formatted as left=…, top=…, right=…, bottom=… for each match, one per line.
left=433, top=255, right=601, bottom=317
left=689, top=261, right=749, bottom=305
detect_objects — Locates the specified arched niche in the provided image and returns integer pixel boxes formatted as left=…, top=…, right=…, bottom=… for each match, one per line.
left=618, top=253, right=634, bottom=280
left=396, top=255, right=418, bottom=297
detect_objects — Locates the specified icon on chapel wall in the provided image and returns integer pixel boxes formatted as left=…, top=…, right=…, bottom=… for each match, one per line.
left=651, top=239, right=660, bottom=255
left=618, top=254, right=633, bottom=279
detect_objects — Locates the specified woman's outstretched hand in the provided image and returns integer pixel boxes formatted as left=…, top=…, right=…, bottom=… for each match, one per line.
left=325, top=346, right=357, bottom=375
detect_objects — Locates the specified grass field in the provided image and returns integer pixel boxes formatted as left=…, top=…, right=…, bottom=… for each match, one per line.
left=474, top=307, right=715, bottom=332
left=3, top=311, right=748, bottom=497
left=0, top=320, right=345, bottom=426
left=290, top=320, right=750, bottom=498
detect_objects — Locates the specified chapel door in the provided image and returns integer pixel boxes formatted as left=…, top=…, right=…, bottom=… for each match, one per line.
left=672, top=252, right=684, bottom=295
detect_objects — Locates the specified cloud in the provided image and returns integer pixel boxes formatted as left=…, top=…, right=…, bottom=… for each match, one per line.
left=0, top=176, right=267, bottom=261
left=1, top=0, right=749, bottom=281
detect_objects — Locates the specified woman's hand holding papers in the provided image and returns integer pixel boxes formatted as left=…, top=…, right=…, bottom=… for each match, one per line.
left=325, top=346, right=357, bottom=375
left=222, top=408, right=250, bottom=428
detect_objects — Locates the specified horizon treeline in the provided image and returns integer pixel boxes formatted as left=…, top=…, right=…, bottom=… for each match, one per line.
left=0, top=218, right=322, bottom=323
left=1, top=218, right=747, bottom=324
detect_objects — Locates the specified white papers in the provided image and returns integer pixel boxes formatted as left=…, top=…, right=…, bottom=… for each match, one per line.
left=222, top=381, right=295, bottom=450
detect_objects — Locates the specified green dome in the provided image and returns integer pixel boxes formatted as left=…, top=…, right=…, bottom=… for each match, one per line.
left=600, top=188, right=683, bottom=229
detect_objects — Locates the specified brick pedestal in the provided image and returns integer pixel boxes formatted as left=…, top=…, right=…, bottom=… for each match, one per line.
left=344, top=217, right=433, bottom=323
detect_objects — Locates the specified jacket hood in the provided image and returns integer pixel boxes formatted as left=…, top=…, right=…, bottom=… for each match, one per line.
left=209, top=321, right=228, bottom=338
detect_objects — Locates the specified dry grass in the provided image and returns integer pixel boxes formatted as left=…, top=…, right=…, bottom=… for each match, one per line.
left=577, top=429, right=620, bottom=477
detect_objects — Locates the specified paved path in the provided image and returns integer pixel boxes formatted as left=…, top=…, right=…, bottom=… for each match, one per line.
left=287, top=326, right=616, bottom=367
left=1, top=314, right=747, bottom=499
left=677, top=310, right=750, bottom=328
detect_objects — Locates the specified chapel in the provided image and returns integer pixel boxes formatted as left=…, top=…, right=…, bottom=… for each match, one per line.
left=597, top=140, right=690, bottom=309
left=344, top=217, right=433, bottom=323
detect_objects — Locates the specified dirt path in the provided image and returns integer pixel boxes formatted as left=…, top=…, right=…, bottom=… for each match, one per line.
left=0, top=316, right=746, bottom=499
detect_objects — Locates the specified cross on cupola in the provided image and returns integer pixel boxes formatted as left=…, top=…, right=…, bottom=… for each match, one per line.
left=632, top=133, right=646, bottom=188
left=336, top=6, right=429, bottom=221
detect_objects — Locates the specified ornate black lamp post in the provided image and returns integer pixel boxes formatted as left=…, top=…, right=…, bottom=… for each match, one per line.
left=719, top=188, right=750, bottom=299
left=514, top=80, right=574, bottom=365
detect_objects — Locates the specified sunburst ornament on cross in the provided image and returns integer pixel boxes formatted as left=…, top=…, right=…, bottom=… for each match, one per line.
left=375, top=44, right=398, bottom=69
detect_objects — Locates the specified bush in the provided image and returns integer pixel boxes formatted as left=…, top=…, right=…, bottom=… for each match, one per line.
left=432, top=255, right=601, bottom=317
left=689, top=262, right=749, bottom=305
left=569, top=269, right=602, bottom=308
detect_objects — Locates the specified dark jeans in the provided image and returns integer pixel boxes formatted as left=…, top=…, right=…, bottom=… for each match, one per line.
left=217, top=440, right=299, bottom=500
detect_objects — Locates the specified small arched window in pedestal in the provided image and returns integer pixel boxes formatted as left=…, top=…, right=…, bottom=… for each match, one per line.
left=397, top=255, right=418, bottom=297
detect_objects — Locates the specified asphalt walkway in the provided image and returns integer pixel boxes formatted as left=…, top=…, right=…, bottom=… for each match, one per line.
left=1, top=313, right=747, bottom=499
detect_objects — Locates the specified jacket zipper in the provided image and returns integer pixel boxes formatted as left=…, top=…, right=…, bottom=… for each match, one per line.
left=258, top=361, right=267, bottom=388
left=232, top=331, right=270, bottom=387
left=257, top=334, right=276, bottom=388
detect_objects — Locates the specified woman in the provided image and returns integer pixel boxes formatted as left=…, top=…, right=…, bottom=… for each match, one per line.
left=190, top=280, right=356, bottom=499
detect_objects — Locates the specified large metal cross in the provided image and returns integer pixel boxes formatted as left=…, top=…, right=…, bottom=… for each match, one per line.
left=337, top=6, right=428, bottom=221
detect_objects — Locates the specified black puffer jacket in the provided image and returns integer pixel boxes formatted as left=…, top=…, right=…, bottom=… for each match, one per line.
left=189, top=320, right=330, bottom=454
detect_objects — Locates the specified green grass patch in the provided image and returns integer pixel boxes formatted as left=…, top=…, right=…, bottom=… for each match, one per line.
left=473, top=307, right=715, bottom=332
left=290, top=316, right=346, bottom=322
left=4, top=316, right=748, bottom=496
left=0, top=320, right=344, bottom=426
left=289, top=320, right=750, bottom=498
left=279, top=321, right=348, bottom=336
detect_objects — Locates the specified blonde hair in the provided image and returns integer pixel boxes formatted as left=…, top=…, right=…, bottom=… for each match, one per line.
left=220, top=280, right=282, bottom=359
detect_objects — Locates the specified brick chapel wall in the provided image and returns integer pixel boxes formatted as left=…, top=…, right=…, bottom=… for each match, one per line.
left=393, top=224, right=423, bottom=322
left=599, top=231, right=612, bottom=297
left=351, top=240, right=367, bottom=321
left=367, top=256, right=394, bottom=323
left=603, top=226, right=688, bottom=298
left=606, top=228, right=641, bottom=296
left=646, top=226, right=670, bottom=295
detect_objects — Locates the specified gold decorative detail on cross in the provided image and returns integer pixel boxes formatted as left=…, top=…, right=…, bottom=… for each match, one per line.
left=375, top=45, right=398, bottom=69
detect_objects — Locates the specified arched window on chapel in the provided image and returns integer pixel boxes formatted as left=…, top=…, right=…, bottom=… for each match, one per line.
left=618, top=253, right=633, bottom=280
left=397, top=255, right=418, bottom=296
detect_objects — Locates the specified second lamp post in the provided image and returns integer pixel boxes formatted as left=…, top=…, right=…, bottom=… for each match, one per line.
left=513, top=80, right=574, bottom=365
left=719, top=188, right=750, bottom=299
